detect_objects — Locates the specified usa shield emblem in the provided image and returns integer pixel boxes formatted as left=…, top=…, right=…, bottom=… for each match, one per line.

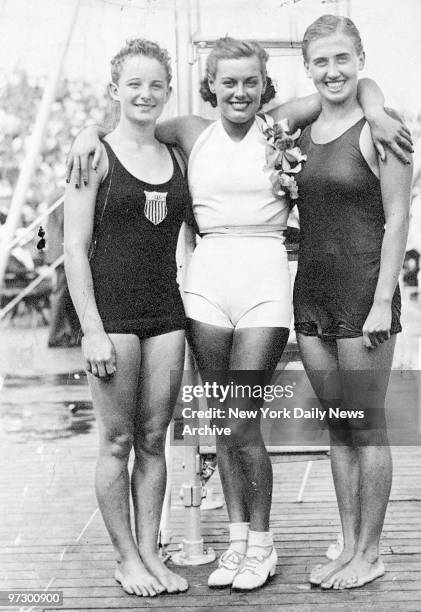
left=144, top=191, right=168, bottom=225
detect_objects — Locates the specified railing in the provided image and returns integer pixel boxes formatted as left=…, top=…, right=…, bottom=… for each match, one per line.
left=0, top=196, right=64, bottom=321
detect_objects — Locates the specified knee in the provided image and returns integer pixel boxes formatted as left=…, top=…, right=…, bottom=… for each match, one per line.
left=135, top=426, right=167, bottom=457
left=327, top=416, right=352, bottom=445
left=224, top=421, right=261, bottom=449
left=352, top=427, right=389, bottom=447
left=102, top=431, right=134, bottom=460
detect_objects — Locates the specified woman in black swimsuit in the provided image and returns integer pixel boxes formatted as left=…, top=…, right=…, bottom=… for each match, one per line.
left=294, top=15, right=412, bottom=590
left=64, top=39, right=189, bottom=597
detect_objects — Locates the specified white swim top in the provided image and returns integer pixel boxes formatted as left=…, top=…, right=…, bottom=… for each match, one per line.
left=188, top=116, right=289, bottom=238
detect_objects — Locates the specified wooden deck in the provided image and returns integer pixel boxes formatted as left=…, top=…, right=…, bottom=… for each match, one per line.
left=1, top=372, right=421, bottom=612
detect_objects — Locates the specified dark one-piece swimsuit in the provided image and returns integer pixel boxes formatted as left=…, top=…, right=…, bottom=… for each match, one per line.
left=293, top=117, right=401, bottom=340
left=89, top=139, right=192, bottom=339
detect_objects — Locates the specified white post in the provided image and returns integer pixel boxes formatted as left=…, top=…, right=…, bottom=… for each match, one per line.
left=0, top=0, right=81, bottom=292
left=171, top=0, right=214, bottom=566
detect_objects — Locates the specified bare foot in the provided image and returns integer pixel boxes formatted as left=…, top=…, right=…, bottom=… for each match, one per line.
left=115, top=557, right=165, bottom=597
left=309, top=549, right=354, bottom=586
left=321, top=556, right=385, bottom=590
left=141, top=551, right=189, bottom=593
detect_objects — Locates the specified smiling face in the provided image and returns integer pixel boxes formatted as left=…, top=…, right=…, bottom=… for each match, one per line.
left=109, top=54, right=171, bottom=124
left=305, top=32, right=365, bottom=104
left=209, top=55, right=265, bottom=126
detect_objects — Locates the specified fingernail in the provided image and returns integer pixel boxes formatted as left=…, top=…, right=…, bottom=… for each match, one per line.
left=75, top=184, right=79, bottom=189
left=66, top=179, right=70, bottom=184
left=84, top=180, right=88, bottom=186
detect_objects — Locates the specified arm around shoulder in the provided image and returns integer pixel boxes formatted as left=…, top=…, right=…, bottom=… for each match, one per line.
left=267, top=94, right=321, bottom=131
left=156, top=115, right=211, bottom=157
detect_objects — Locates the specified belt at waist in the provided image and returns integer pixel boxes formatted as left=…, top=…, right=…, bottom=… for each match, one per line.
left=200, top=224, right=287, bottom=237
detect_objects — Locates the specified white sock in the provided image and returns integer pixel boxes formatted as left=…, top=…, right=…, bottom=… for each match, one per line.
left=247, top=530, right=273, bottom=555
left=228, top=522, right=249, bottom=555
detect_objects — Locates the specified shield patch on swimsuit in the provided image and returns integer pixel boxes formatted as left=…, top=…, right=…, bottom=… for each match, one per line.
left=143, top=191, right=168, bottom=225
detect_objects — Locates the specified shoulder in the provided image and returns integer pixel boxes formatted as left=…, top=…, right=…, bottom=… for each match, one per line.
left=175, top=115, right=213, bottom=155
left=157, top=115, right=213, bottom=157
left=175, top=115, right=212, bottom=131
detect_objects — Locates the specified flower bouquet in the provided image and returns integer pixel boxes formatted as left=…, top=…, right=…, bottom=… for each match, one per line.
left=262, top=117, right=307, bottom=202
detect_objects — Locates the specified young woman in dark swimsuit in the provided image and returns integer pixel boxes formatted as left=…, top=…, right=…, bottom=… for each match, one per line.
left=294, top=15, right=412, bottom=590
left=64, top=39, right=190, bottom=597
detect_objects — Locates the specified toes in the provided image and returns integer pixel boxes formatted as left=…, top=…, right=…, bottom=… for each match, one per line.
left=152, top=580, right=165, bottom=594
left=122, top=582, right=134, bottom=595
left=321, top=574, right=336, bottom=589
left=333, top=575, right=349, bottom=590
left=166, top=579, right=182, bottom=594
left=344, top=576, right=358, bottom=589
left=146, top=581, right=162, bottom=597
left=178, top=577, right=189, bottom=592
left=332, top=575, right=345, bottom=589
left=321, top=580, right=333, bottom=589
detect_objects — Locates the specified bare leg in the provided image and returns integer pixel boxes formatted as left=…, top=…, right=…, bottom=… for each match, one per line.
left=324, top=336, right=395, bottom=589
left=187, top=319, right=252, bottom=523
left=187, top=321, right=289, bottom=531
left=89, top=334, right=163, bottom=597
left=297, top=334, right=360, bottom=585
left=229, top=326, right=289, bottom=532
left=131, top=330, right=188, bottom=593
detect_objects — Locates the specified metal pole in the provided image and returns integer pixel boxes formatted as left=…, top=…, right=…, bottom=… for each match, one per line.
left=171, top=0, right=214, bottom=565
left=174, top=0, right=192, bottom=115
left=0, top=0, right=81, bottom=292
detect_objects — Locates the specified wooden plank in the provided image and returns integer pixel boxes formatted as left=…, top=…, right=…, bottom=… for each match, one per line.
left=1, top=390, right=420, bottom=611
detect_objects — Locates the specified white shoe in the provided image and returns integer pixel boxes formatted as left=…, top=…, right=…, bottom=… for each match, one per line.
left=208, top=549, right=245, bottom=588
left=231, top=547, right=277, bottom=591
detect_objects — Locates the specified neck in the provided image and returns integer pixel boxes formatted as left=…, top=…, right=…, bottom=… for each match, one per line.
left=221, top=115, right=255, bottom=141
left=319, top=93, right=361, bottom=123
left=113, top=115, right=157, bottom=146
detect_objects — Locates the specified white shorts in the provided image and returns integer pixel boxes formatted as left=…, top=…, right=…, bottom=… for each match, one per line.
left=183, top=235, right=292, bottom=329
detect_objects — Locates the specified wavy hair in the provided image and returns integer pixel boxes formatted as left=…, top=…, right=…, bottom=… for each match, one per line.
left=199, top=37, right=276, bottom=108
left=110, top=38, right=172, bottom=84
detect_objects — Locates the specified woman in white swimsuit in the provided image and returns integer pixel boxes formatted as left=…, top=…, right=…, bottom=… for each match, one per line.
left=67, top=36, right=412, bottom=592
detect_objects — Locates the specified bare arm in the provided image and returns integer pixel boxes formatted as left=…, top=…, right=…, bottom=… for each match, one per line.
left=66, top=115, right=209, bottom=187
left=156, top=115, right=210, bottom=157
left=358, top=78, right=413, bottom=163
left=64, top=148, right=116, bottom=376
left=361, top=128, right=412, bottom=349
left=267, top=79, right=412, bottom=163
left=267, top=93, right=321, bottom=130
